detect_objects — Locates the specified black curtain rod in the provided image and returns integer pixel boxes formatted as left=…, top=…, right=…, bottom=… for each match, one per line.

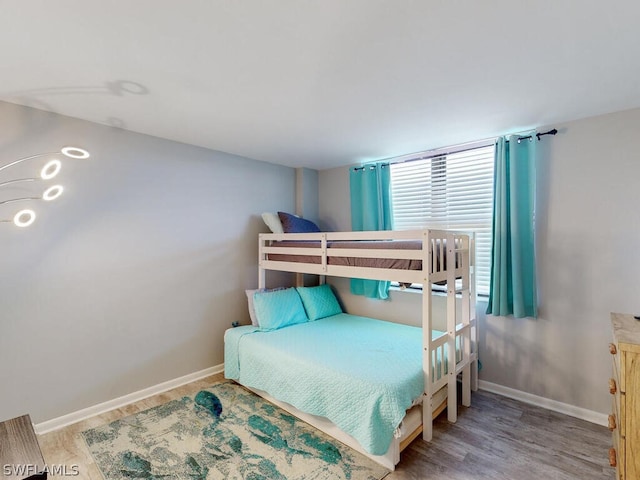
left=353, top=128, right=558, bottom=171
left=352, top=162, right=389, bottom=172
left=513, top=128, right=558, bottom=143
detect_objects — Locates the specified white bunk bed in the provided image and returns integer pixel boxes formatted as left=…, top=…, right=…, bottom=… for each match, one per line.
left=235, top=228, right=478, bottom=470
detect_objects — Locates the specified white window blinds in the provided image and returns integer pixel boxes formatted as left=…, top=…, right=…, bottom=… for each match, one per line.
left=390, top=144, right=495, bottom=295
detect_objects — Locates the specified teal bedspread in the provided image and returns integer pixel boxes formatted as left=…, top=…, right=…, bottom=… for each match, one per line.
left=225, top=313, right=439, bottom=455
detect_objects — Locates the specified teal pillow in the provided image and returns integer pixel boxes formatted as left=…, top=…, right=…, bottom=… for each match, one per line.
left=253, top=288, right=309, bottom=330
left=296, top=284, right=343, bottom=321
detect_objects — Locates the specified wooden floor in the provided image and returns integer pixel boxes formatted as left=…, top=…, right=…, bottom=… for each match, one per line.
left=38, top=374, right=614, bottom=479
left=389, top=390, right=614, bottom=480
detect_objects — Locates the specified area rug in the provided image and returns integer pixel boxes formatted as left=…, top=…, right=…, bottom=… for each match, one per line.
left=82, top=381, right=389, bottom=479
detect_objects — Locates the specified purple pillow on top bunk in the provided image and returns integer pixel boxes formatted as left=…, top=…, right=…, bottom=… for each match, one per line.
left=277, top=212, right=321, bottom=233
left=296, top=284, right=343, bottom=321
left=252, top=287, right=309, bottom=330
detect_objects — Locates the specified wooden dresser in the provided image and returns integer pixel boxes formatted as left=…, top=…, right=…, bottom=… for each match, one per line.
left=610, top=313, right=640, bottom=480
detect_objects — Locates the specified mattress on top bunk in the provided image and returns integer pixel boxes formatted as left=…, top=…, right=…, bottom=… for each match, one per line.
left=224, top=313, right=454, bottom=456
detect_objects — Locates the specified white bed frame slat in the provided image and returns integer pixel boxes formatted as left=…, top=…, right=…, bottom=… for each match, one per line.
left=264, top=246, right=425, bottom=261
left=255, top=228, right=478, bottom=470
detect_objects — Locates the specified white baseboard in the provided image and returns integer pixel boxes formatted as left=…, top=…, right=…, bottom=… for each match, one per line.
left=35, top=369, right=606, bottom=435
left=478, top=380, right=608, bottom=427
left=35, top=364, right=225, bottom=434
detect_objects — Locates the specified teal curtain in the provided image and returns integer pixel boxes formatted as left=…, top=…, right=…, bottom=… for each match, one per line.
left=349, top=162, right=392, bottom=299
left=486, top=135, right=537, bottom=318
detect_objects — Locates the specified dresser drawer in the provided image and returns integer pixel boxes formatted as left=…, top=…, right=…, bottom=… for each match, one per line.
left=611, top=360, right=625, bottom=438
left=610, top=341, right=624, bottom=393
left=609, top=399, right=620, bottom=437
left=612, top=430, right=625, bottom=480
left=612, top=394, right=625, bottom=438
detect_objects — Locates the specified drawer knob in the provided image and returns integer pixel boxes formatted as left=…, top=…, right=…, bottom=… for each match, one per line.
left=609, top=343, right=617, bottom=355
left=609, top=447, right=617, bottom=467
left=609, top=378, right=617, bottom=395
left=608, top=414, right=617, bottom=431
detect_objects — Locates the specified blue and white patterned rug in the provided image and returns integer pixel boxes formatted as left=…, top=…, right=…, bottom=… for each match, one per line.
left=82, top=381, right=389, bottom=479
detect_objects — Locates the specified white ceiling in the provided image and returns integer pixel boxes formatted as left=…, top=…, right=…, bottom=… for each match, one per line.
left=2, top=1, right=640, bottom=170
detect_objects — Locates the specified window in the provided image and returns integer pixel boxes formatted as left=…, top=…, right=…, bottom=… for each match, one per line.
left=390, top=144, right=495, bottom=295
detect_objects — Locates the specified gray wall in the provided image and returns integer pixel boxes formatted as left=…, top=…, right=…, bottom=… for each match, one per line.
left=296, top=167, right=319, bottom=223
left=318, top=107, right=640, bottom=415
left=0, top=101, right=296, bottom=423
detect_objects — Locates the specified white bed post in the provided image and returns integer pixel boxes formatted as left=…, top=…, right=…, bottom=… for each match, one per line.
left=422, top=230, right=434, bottom=442
left=460, top=234, right=472, bottom=407
left=469, top=233, right=479, bottom=392
left=446, top=232, right=457, bottom=423
left=258, top=234, right=266, bottom=289
left=319, top=233, right=328, bottom=286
